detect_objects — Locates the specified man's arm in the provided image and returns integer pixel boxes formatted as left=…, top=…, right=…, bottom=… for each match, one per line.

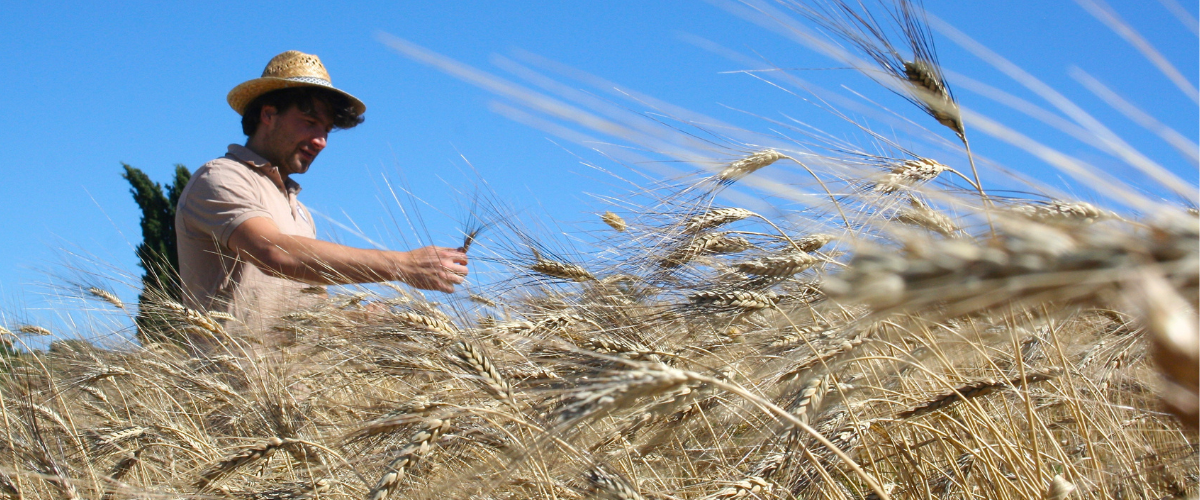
left=227, top=217, right=467, bottom=293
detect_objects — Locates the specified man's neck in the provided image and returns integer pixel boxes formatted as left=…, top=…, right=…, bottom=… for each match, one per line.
left=242, top=140, right=291, bottom=190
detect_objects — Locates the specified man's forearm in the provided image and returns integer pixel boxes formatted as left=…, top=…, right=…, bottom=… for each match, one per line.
left=227, top=216, right=467, bottom=292
left=250, top=233, right=400, bottom=284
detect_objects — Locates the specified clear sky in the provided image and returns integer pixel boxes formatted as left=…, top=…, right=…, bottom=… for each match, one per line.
left=1, top=1, right=1195, bottom=335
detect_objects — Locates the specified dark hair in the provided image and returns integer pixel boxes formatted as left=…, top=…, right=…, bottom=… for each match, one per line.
left=241, top=86, right=364, bottom=136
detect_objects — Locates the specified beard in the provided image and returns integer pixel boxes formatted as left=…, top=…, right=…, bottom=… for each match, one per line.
left=290, top=155, right=311, bottom=175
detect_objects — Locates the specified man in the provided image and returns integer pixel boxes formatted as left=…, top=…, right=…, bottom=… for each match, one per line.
left=176, top=50, right=467, bottom=344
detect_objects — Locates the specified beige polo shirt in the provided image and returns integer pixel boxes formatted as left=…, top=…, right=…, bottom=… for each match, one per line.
left=176, top=145, right=319, bottom=335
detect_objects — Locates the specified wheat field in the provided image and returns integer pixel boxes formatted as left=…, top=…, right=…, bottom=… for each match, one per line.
left=0, top=1, right=1196, bottom=499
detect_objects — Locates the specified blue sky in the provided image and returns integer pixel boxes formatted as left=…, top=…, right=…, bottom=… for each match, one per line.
left=0, top=1, right=1195, bottom=336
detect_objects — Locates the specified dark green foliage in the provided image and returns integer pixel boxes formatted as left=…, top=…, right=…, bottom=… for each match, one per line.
left=121, top=164, right=191, bottom=344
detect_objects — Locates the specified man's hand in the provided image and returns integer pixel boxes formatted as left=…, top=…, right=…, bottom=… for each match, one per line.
left=392, top=246, right=468, bottom=293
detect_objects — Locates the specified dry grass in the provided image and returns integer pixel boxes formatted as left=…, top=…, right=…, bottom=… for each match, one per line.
left=1, top=1, right=1196, bottom=499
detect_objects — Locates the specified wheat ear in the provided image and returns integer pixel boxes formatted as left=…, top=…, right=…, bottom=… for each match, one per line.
left=17, top=325, right=51, bottom=336
left=689, top=290, right=779, bottom=310
left=602, top=210, right=627, bottom=232
left=531, top=248, right=595, bottom=281
left=895, top=369, right=1059, bottom=419
left=735, top=251, right=819, bottom=278
left=394, top=311, right=458, bottom=335
left=1043, top=474, right=1076, bottom=500
left=684, top=208, right=756, bottom=233
left=195, top=437, right=298, bottom=490
left=716, top=149, right=784, bottom=184
left=452, top=341, right=516, bottom=407
left=367, top=418, right=452, bottom=500
left=86, top=287, right=125, bottom=309
left=702, top=476, right=773, bottom=499
left=584, top=465, right=646, bottom=500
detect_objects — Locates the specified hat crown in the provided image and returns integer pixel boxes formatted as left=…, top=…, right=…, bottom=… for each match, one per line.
left=228, top=50, right=364, bottom=116
left=262, top=51, right=331, bottom=83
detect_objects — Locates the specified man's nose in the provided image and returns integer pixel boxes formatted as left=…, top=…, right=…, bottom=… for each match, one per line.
left=311, top=133, right=327, bottom=151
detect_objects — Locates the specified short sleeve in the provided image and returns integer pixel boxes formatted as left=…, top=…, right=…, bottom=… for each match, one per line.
left=177, top=161, right=272, bottom=246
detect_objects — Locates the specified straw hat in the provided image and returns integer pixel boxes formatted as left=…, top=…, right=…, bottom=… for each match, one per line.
left=227, top=50, right=366, bottom=116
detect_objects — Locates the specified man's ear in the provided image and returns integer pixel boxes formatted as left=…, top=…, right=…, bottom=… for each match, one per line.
left=259, top=105, right=278, bottom=128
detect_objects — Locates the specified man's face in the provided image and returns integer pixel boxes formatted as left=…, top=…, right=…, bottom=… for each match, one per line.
left=258, top=100, right=333, bottom=175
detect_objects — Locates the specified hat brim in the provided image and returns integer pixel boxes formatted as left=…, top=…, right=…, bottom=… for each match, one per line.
left=227, top=76, right=366, bottom=117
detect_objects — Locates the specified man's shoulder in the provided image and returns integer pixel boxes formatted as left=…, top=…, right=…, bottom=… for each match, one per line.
left=197, top=154, right=251, bottom=176
left=177, top=153, right=264, bottom=208
left=188, top=154, right=260, bottom=188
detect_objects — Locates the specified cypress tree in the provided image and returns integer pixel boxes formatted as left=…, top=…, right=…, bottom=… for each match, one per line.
left=121, top=164, right=191, bottom=344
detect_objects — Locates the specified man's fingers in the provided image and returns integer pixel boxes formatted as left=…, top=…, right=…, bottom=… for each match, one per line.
left=445, top=250, right=468, bottom=265
left=443, top=263, right=469, bottom=276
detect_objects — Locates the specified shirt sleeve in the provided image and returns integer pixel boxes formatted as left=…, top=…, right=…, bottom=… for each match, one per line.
left=176, top=162, right=272, bottom=247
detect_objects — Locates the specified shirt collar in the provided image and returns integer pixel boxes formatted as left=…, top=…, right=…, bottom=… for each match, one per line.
left=225, top=144, right=303, bottom=195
